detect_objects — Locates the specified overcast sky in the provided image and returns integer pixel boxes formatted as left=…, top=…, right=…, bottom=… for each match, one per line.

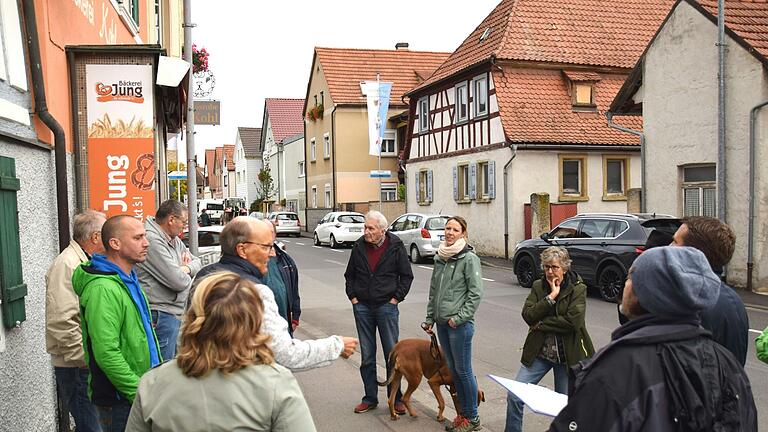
left=175, top=0, right=502, bottom=163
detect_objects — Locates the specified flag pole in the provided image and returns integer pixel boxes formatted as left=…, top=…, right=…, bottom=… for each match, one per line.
left=377, top=73, right=382, bottom=211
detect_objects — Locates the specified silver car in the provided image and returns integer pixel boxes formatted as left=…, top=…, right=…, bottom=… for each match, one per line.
left=388, top=213, right=450, bottom=263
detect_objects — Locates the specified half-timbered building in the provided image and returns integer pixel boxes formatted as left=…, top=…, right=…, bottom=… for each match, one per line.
left=404, top=0, right=675, bottom=257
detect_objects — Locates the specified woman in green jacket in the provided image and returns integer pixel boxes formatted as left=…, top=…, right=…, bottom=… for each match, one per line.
left=757, top=326, right=768, bottom=363
left=424, top=216, right=484, bottom=432
left=505, top=246, right=594, bottom=432
left=126, top=272, right=316, bottom=432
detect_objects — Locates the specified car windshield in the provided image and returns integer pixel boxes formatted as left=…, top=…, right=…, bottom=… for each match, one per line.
left=182, top=231, right=220, bottom=248
left=641, top=218, right=682, bottom=235
left=426, top=217, right=449, bottom=231
left=338, top=215, right=364, bottom=224
left=277, top=213, right=299, bottom=220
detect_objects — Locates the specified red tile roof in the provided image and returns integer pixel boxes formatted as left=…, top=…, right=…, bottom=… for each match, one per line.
left=697, top=0, right=768, bottom=61
left=413, top=0, right=675, bottom=93
left=223, top=144, right=235, bottom=171
left=563, top=70, right=602, bottom=82
left=264, top=98, right=304, bottom=143
left=494, top=67, right=642, bottom=145
left=205, top=149, right=215, bottom=178
left=313, top=47, right=450, bottom=107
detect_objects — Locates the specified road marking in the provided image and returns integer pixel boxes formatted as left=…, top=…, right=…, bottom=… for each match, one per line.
left=324, top=259, right=346, bottom=266
left=331, top=249, right=345, bottom=253
left=482, top=277, right=495, bottom=282
left=295, top=242, right=305, bottom=246
left=749, top=329, right=763, bottom=334
left=313, top=246, right=323, bottom=249
left=418, top=265, right=432, bottom=270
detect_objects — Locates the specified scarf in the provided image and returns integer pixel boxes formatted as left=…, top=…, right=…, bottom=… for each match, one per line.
left=438, top=237, right=467, bottom=260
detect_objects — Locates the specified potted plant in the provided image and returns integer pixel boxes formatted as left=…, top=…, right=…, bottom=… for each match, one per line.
left=192, top=44, right=209, bottom=73
left=306, top=104, right=324, bottom=122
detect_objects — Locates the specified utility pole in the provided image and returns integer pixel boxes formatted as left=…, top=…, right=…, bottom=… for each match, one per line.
left=183, top=0, right=198, bottom=255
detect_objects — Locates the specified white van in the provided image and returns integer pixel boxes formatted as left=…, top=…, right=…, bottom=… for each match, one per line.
left=198, top=199, right=224, bottom=223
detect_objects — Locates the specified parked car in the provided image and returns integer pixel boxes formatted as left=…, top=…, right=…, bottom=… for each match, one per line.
left=266, top=211, right=301, bottom=237
left=388, top=213, right=450, bottom=263
left=314, top=211, right=365, bottom=248
left=512, top=213, right=682, bottom=302
left=181, top=225, right=225, bottom=267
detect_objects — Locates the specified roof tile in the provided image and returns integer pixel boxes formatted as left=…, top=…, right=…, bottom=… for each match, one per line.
left=495, top=67, right=641, bottom=145
left=315, top=47, right=450, bottom=106
left=223, top=144, right=235, bottom=171
left=265, top=98, right=305, bottom=143
left=697, top=0, right=768, bottom=60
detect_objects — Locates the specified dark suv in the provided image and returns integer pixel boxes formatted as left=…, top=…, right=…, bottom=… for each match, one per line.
left=512, top=213, right=681, bottom=302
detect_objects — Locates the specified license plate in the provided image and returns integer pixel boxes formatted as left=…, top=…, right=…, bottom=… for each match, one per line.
left=199, top=251, right=219, bottom=266
left=281, top=221, right=297, bottom=226
left=439, top=235, right=445, bottom=241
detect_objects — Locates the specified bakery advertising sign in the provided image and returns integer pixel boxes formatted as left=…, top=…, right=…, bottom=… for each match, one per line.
left=86, top=64, right=156, bottom=221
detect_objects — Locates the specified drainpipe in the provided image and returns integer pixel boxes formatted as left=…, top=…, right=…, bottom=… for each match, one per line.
left=23, top=0, right=69, bottom=252
left=331, top=105, right=338, bottom=210
left=503, top=142, right=517, bottom=259
left=717, top=0, right=727, bottom=222
left=747, top=100, right=768, bottom=292
left=607, top=112, right=646, bottom=213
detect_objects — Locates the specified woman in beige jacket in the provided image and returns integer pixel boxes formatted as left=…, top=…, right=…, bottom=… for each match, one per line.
left=126, top=272, right=316, bottom=432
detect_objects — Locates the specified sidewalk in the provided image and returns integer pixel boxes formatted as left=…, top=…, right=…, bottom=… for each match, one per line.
left=477, top=255, right=768, bottom=312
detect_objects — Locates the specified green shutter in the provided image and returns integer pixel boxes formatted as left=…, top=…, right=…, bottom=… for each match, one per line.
left=0, top=156, right=26, bottom=328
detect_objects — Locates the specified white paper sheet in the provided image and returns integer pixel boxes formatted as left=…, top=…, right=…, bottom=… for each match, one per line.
left=488, top=374, right=568, bottom=417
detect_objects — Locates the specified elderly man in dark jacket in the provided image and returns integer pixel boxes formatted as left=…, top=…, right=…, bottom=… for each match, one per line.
left=550, top=246, right=757, bottom=432
left=345, top=210, right=414, bottom=415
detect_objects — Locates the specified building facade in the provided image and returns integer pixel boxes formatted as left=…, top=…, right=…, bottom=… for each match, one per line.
left=261, top=98, right=304, bottom=212
left=234, top=127, right=263, bottom=205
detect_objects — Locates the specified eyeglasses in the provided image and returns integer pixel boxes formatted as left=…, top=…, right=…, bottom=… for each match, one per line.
left=241, top=241, right=274, bottom=252
left=543, top=265, right=562, bottom=271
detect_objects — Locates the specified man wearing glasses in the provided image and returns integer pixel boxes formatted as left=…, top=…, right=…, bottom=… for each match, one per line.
left=194, top=217, right=358, bottom=370
left=137, top=200, right=202, bottom=360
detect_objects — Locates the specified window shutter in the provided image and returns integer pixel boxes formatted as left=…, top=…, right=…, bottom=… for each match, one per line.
left=469, top=163, right=477, bottom=200
left=489, top=160, right=496, bottom=199
left=0, top=156, right=26, bottom=328
left=427, top=170, right=433, bottom=202
left=453, top=166, right=458, bottom=200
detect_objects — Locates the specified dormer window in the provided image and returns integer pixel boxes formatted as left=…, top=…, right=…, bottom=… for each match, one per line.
left=573, top=83, right=594, bottom=107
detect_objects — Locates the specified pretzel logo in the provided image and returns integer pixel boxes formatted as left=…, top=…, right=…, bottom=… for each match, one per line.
left=131, top=153, right=155, bottom=191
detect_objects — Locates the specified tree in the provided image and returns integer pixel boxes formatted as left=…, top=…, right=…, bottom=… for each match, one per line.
left=253, top=165, right=277, bottom=210
left=168, top=161, right=187, bottom=201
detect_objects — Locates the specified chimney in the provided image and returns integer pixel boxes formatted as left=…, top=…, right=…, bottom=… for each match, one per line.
left=395, top=42, right=409, bottom=51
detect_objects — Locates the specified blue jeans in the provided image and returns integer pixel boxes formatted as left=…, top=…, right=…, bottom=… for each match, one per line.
left=437, top=322, right=479, bottom=419
left=505, top=357, right=569, bottom=432
left=352, top=302, right=402, bottom=405
left=54, top=366, right=101, bottom=432
left=96, top=400, right=132, bottom=432
left=151, top=310, right=180, bottom=361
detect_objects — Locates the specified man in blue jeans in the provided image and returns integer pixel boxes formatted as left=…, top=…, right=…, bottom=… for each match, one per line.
left=137, top=200, right=201, bottom=360
left=345, top=211, right=414, bottom=414
left=46, top=210, right=106, bottom=432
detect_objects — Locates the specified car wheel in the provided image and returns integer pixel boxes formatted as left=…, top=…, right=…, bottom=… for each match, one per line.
left=313, top=233, right=321, bottom=246
left=410, top=245, right=422, bottom=264
left=330, top=234, right=339, bottom=249
left=515, top=255, right=535, bottom=288
left=598, top=264, right=625, bottom=303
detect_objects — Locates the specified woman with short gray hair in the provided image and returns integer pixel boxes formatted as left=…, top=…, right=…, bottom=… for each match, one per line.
left=505, top=246, right=594, bottom=432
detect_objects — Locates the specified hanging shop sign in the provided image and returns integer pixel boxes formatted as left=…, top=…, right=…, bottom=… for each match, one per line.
left=194, top=100, right=220, bottom=125
left=86, top=64, right=156, bottom=221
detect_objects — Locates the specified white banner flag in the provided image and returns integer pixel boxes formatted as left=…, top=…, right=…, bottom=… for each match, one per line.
left=360, top=80, right=393, bottom=156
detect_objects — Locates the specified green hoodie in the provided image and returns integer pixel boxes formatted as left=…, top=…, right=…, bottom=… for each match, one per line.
left=73, top=263, right=160, bottom=404
left=425, top=247, right=484, bottom=326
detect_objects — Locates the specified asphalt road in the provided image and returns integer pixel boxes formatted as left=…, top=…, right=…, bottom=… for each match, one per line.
left=281, top=236, right=768, bottom=432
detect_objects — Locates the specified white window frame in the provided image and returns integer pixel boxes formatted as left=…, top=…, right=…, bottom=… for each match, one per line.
left=681, top=165, right=716, bottom=218
left=380, top=182, right=397, bottom=201
left=310, top=137, right=316, bottom=162
left=311, top=186, right=317, bottom=208
left=381, top=129, right=397, bottom=156
left=478, top=161, right=490, bottom=198
left=459, top=164, right=470, bottom=200
left=418, top=97, right=429, bottom=133
left=324, top=184, right=331, bottom=208
left=298, top=161, right=305, bottom=177
left=323, top=133, right=330, bottom=159
left=455, top=82, right=468, bottom=122
left=472, top=75, right=488, bottom=117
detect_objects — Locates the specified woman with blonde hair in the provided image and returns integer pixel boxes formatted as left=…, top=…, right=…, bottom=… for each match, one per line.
left=126, top=272, right=316, bottom=432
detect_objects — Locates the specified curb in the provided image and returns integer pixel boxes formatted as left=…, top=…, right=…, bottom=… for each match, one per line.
left=479, top=259, right=514, bottom=271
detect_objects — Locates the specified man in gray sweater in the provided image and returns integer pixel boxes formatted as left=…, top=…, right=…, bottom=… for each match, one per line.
left=137, top=200, right=201, bottom=360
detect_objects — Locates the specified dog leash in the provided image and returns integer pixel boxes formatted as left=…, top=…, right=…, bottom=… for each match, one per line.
left=421, top=322, right=458, bottom=397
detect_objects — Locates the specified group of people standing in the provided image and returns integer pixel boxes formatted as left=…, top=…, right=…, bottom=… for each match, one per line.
left=44, top=202, right=762, bottom=432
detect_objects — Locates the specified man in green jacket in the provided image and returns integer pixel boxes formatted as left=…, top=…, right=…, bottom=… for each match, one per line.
left=73, top=215, right=161, bottom=432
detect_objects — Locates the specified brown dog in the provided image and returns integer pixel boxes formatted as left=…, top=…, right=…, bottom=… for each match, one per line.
left=377, top=338, right=485, bottom=422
